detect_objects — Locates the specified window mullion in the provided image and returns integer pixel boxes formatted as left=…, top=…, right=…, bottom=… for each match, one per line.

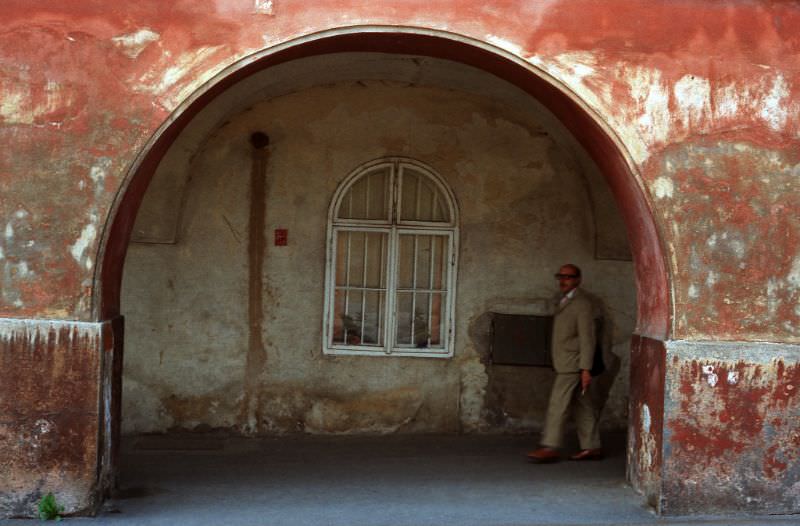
left=360, top=233, right=369, bottom=342
left=385, top=163, right=399, bottom=354
left=343, top=231, right=352, bottom=343
left=427, top=235, right=435, bottom=347
left=394, top=162, right=401, bottom=224
left=414, top=173, right=422, bottom=221
left=365, top=173, right=371, bottom=219
left=410, top=234, right=419, bottom=345
left=378, top=234, right=385, bottom=346
left=445, top=232, right=454, bottom=349
left=386, top=230, right=399, bottom=354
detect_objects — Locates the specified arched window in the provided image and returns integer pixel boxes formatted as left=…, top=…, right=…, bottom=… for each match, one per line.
left=324, top=158, right=459, bottom=357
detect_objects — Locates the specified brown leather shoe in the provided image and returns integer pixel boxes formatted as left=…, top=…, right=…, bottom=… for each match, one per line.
left=569, top=448, right=604, bottom=461
left=527, top=447, right=560, bottom=463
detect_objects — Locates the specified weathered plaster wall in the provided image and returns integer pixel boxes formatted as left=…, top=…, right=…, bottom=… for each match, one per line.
left=627, top=335, right=666, bottom=509
left=1, top=2, right=797, bottom=342
left=0, top=319, right=111, bottom=516
left=651, top=143, right=800, bottom=341
left=662, top=341, right=800, bottom=515
left=2, top=0, right=799, bottom=518
left=121, top=76, right=636, bottom=435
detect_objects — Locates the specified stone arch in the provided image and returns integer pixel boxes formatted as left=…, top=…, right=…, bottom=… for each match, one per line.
left=95, top=26, right=670, bottom=340
left=92, top=26, right=672, bottom=503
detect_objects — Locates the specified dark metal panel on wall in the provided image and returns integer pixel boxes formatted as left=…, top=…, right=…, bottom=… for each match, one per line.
left=490, top=313, right=553, bottom=366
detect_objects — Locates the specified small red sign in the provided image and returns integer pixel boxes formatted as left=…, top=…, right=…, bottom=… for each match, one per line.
left=274, top=228, right=288, bottom=246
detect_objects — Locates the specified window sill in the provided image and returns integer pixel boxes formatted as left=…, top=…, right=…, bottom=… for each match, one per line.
left=323, top=347, right=452, bottom=359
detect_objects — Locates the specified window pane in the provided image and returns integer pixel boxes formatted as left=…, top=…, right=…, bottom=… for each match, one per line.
left=331, top=289, right=347, bottom=344
left=397, top=234, right=448, bottom=291
left=364, top=232, right=387, bottom=288
left=397, top=234, right=415, bottom=289
left=336, top=231, right=387, bottom=288
left=429, top=293, right=444, bottom=346
left=337, top=166, right=390, bottom=220
left=394, top=291, right=445, bottom=349
left=335, top=233, right=348, bottom=286
left=332, top=229, right=388, bottom=347
left=361, top=291, right=385, bottom=345
left=349, top=232, right=366, bottom=286
left=400, top=167, right=450, bottom=222
left=413, top=292, right=431, bottom=348
left=430, top=235, right=447, bottom=290
left=416, top=235, right=432, bottom=289
left=332, top=288, right=386, bottom=346
left=334, top=289, right=363, bottom=345
left=395, top=292, right=414, bottom=345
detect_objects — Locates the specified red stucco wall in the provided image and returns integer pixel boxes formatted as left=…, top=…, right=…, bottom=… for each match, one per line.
left=1, top=1, right=798, bottom=341
left=1, top=0, right=799, bottom=517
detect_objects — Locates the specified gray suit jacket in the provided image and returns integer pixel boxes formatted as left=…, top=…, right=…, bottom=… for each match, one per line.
left=551, top=288, right=596, bottom=373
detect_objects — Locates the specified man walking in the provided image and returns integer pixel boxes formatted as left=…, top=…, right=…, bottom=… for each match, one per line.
left=528, top=264, right=603, bottom=463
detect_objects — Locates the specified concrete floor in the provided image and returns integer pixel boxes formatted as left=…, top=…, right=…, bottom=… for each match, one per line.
left=3, top=433, right=798, bottom=525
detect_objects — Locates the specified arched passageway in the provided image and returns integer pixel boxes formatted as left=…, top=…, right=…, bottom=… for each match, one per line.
left=97, top=27, right=670, bottom=511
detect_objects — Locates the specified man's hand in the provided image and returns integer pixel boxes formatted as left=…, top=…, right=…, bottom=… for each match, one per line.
left=580, top=369, right=592, bottom=395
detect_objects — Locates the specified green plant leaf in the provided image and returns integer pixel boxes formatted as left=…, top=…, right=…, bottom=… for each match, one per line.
left=37, top=492, right=63, bottom=521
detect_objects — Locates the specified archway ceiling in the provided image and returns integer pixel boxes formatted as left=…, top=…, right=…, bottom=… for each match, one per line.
left=133, top=52, right=630, bottom=263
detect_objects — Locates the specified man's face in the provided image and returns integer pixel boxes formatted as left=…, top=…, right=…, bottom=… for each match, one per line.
left=555, top=265, right=581, bottom=295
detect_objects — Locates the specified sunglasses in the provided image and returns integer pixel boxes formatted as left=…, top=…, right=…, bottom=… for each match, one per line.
left=554, top=273, right=579, bottom=279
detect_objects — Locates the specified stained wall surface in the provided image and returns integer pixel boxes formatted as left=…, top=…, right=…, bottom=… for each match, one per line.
left=2, top=0, right=799, bottom=518
left=121, top=63, right=636, bottom=435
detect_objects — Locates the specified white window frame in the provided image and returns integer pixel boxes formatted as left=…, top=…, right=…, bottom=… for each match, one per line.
left=323, top=157, right=459, bottom=358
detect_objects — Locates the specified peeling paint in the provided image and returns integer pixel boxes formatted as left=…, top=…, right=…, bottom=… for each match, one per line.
left=664, top=341, right=800, bottom=513
left=656, top=142, right=799, bottom=341
left=652, top=177, right=673, bottom=199
left=0, top=79, right=74, bottom=125
left=458, top=355, right=489, bottom=432
left=90, top=159, right=111, bottom=185
left=674, top=75, right=712, bottom=130
left=135, top=46, right=224, bottom=108
left=69, top=220, right=98, bottom=271
left=486, top=35, right=524, bottom=56
left=0, top=317, right=102, bottom=349
left=0, top=89, right=25, bottom=123
left=788, top=256, right=800, bottom=289
left=0, top=317, right=104, bottom=517
left=760, top=74, right=790, bottom=132
left=254, top=0, right=274, bottom=15
left=630, top=67, right=671, bottom=146
left=111, top=28, right=160, bottom=59
left=713, top=84, right=740, bottom=120
left=702, top=364, right=718, bottom=387
left=0, top=1, right=799, bottom=518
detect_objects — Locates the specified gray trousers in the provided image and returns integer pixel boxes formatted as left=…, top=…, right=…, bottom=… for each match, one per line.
left=540, top=372, right=602, bottom=450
